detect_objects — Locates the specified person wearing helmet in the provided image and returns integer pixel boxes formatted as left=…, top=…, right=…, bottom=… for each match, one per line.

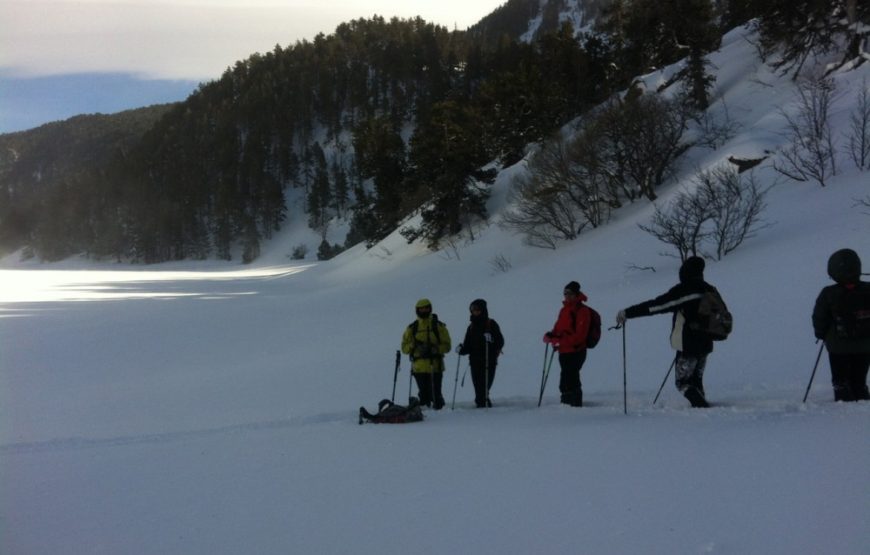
left=812, top=248, right=870, bottom=401
left=401, top=299, right=452, bottom=409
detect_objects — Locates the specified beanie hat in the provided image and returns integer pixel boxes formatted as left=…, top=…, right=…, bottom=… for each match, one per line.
left=827, top=248, right=861, bottom=283
left=564, top=281, right=581, bottom=295
left=415, top=298, right=432, bottom=309
left=679, top=256, right=705, bottom=282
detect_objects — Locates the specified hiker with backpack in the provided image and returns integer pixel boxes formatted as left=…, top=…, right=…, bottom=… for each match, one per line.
left=812, top=248, right=870, bottom=402
left=543, top=281, right=597, bottom=407
left=457, top=299, right=505, bottom=408
left=401, top=299, right=452, bottom=409
left=615, top=256, right=729, bottom=408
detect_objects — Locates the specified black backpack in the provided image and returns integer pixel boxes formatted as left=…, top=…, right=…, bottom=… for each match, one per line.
left=359, top=398, right=424, bottom=425
left=689, top=289, right=733, bottom=341
left=832, top=284, right=870, bottom=339
left=585, top=306, right=602, bottom=349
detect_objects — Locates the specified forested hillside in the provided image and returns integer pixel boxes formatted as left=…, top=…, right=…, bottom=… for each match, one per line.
left=0, top=0, right=866, bottom=263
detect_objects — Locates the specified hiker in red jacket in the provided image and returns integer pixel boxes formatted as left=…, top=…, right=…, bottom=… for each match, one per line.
left=544, top=281, right=592, bottom=407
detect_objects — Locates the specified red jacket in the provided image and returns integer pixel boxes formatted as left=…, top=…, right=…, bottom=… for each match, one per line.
left=550, top=294, right=591, bottom=353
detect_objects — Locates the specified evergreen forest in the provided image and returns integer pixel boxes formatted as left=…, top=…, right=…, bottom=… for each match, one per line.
left=0, top=0, right=866, bottom=262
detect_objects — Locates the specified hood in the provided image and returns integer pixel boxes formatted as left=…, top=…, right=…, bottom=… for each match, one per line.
left=679, top=256, right=705, bottom=283
left=827, top=249, right=861, bottom=283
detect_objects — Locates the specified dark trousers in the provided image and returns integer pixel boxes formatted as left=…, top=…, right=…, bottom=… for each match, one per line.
left=413, top=372, right=445, bottom=408
left=470, top=362, right=497, bottom=407
left=558, top=351, right=586, bottom=406
left=828, top=352, right=870, bottom=401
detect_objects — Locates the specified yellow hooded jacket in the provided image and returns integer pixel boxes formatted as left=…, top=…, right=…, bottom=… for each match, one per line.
left=401, top=300, right=451, bottom=373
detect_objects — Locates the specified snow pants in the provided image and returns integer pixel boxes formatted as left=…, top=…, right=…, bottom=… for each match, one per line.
left=675, top=352, right=708, bottom=407
left=413, top=371, right=445, bottom=409
left=558, top=350, right=586, bottom=407
left=470, top=362, right=497, bottom=408
left=828, top=352, right=870, bottom=401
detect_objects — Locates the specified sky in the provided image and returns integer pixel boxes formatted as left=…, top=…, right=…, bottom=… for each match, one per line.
left=0, top=0, right=508, bottom=133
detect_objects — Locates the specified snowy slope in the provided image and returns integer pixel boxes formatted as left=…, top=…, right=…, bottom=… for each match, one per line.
left=1, top=26, right=869, bottom=555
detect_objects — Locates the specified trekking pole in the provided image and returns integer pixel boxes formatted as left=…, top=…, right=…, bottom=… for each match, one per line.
left=451, top=353, right=462, bottom=410
left=391, top=350, right=401, bottom=402
left=622, top=323, right=627, bottom=415
left=802, top=341, right=825, bottom=403
left=653, top=356, right=677, bottom=405
left=538, top=343, right=556, bottom=407
left=408, top=362, right=414, bottom=404
left=609, top=323, right=627, bottom=414
left=484, top=332, right=492, bottom=409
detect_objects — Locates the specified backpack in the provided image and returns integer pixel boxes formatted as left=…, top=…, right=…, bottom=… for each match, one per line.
left=569, top=305, right=602, bottom=349
left=832, top=285, right=870, bottom=339
left=359, top=398, right=424, bottom=425
left=409, top=315, right=444, bottom=360
left=690, top=289, right=733, bottom=341
left=585, top=306, right=602, bottom=349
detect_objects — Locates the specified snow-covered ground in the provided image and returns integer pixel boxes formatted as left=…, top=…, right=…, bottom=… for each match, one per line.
left=1, top=26, right=868, bottom=554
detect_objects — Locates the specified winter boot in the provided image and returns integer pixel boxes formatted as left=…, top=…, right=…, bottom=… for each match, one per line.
left=833, top=384, right=854, bottom=402
left=684, top=387, right=709, bottom=408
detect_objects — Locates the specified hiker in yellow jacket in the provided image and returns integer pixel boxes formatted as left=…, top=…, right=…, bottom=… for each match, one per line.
left=402, top=298, right=451, bottom=409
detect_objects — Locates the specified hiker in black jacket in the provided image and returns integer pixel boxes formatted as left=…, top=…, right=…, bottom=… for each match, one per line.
left=616, top=256, right=721, bottom=407
left=812, top=248, right=870, bottom=401
left=458, top=299, right=505, bottom=408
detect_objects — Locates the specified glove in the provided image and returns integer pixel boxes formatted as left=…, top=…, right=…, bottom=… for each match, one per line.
left=455, top=343, right=464, bottom=354
left=616, top=310, right=626, bottom=326
left=543, top=332, right=557, bottom=344
left=484, top=332, right=492, bottom=343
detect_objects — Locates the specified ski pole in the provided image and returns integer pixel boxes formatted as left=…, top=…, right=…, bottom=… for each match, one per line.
left=609, top=323, right=627, bottom=414
left=408, top=362, right=414, bottom=404
left=622, top=323, right=627, bottom=414
left=538, top=344, right=556, bottom=407
left=391, top=350, right=401, bottom=402
left=653, top=356, right=677, bottom=405
left=484, top=332, right=492, bottom=409
left=451, top=352, right=462, bottom=410
left=802, top=341, right=825, bottom=403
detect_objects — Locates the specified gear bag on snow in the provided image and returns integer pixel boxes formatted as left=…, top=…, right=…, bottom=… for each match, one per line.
left=359, top=398, right=424, bottom=424
left=832, top=285, right=870, bottom=339
left=688, top=289, right=732, bottom=341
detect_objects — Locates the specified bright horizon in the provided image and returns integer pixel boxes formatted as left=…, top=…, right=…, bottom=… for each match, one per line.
left=1, top=0, right=507, bottom=81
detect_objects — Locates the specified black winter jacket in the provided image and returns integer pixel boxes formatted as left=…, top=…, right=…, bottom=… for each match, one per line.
left=459, top=317, right=504, bottom=369
left=624, top=278, right=719, bottom=356
left=812, top=281, right=870, bottom=354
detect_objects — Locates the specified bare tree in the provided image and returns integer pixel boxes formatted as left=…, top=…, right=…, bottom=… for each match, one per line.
left=500, top=132, right=609, bottom=248
left=641, top=165, right=772, bottom=260
left=694, top=166, right=772, bottom=260
left=595, top=93, right=693, bottom=200
left=847, top=78, right=870, bottom=170
left=639, top=188, right=712, bottom=261
left=774, top=76, right=838, bottom=187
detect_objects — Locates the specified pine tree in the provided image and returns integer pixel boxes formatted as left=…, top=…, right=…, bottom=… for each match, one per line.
left=407, top=100, right=495, bottom=248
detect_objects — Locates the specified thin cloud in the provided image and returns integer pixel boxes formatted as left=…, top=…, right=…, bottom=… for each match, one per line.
left=1, top=0, right=502, bottom=81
